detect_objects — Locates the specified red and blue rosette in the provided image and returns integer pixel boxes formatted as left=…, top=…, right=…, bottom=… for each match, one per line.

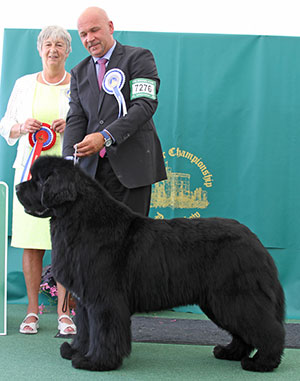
left=21, top=123, right=56, bottom=182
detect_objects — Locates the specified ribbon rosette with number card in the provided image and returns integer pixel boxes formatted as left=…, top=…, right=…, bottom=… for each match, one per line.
left=21, top=123, right=56, bottom=182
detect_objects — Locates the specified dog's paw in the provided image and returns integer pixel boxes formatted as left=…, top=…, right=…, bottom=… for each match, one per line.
left=71, top=352, right=121, bottom=371
left=60, top=342, right=77, bottom=360
left=71, top=353, right=93, bottom=370
left=241, top=355, right=280, bottom=372
left=213, top=345, right=244, bottom=361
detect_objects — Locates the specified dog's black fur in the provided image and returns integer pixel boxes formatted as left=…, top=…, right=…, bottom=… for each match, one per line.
left=16, top=156, right=285, bottom=372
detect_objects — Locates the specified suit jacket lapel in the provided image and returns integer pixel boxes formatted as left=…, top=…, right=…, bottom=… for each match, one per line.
left=106, top=41, right=123, bottom=70
left=88, top=58, right=100, bottom=100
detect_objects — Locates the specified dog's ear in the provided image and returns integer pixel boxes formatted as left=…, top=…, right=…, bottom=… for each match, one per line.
left=41, top=173, right=77, bottom=208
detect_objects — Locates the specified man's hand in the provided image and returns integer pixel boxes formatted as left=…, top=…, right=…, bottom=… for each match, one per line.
left=74, top=133, right=105, bottom=157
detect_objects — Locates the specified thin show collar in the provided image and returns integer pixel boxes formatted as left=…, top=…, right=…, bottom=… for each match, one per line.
left=92, top=40, right=117, bottom=67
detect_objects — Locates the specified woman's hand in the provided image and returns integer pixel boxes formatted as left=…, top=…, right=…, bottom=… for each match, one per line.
left=9, top=118, right=43, bottom=139
left=51, top=119, right=66, bottom=133
left=21, top=118, right=43, bottom=134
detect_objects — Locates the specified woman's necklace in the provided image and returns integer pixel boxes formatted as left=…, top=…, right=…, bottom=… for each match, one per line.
left=41, top=71, right=67, bottom=86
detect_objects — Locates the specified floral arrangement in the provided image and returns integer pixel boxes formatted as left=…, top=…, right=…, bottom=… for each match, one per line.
left=39, top=265, right=75, bottom=316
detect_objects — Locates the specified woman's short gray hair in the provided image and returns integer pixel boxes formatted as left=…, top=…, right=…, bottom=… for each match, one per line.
left=37, top=25, right=72, bottom=54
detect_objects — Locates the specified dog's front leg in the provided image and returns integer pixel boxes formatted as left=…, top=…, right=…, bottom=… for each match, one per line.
left=60, top=301, right=90, bottom=360
left=71, top=299, right=131, bottom=371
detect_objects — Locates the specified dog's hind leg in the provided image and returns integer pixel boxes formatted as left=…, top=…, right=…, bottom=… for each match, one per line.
left=200, top=297, right=284, bottom=371
left=217, top=301, right=285, bottom=372
left=240, top=319, right=285, bottom=372
left=71, top=299, right=131, bottom=371
left=60, top=301, right=90, bottom=360
left=199, top=304, right=253, bottom=362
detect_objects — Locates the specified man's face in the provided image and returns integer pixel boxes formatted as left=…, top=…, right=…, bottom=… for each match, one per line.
left=78, top=12, right=114, bottom=57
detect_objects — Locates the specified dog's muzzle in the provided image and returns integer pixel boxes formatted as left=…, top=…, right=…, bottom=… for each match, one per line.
left=15, top=182, right=51, bottom=218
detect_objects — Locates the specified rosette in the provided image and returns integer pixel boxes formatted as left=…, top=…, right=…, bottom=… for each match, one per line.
left=21, top=123, right=56, bottom=182
left=102, top=69, right=127, bottom=118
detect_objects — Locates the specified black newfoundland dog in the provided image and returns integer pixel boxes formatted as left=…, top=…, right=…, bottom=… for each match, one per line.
left=16, top=156, right=285, bottom=372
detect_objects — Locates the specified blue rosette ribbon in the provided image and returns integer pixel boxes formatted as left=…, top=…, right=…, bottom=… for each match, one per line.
left=102, top=69, right=127, bottom=118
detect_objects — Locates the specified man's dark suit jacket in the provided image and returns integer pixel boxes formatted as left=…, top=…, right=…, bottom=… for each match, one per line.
left=63, top=41, right=167, bottom=189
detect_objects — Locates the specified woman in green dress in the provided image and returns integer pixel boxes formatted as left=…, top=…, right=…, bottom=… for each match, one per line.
left=0, top=26, right=76, bottom=335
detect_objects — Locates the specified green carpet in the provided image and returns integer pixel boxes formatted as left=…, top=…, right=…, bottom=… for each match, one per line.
left=0, top=304, right=299, bottom=380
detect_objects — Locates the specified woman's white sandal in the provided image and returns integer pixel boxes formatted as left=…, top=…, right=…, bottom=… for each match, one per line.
left=19, top=313, right=39, bottom=334
left=58, top=314, right=77, bottom=335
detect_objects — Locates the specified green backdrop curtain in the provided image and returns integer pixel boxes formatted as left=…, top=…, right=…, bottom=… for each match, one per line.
left=1, top=29, right=300, bottom=318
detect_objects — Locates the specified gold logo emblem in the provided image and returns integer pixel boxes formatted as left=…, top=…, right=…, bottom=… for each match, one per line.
left=151, top=147, right=214, bottom=219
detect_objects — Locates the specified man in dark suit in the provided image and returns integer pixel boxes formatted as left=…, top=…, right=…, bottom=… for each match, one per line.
left=63, top=6, right=166, bottom=215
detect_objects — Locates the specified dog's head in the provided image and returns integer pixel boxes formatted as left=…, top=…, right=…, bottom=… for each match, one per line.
left=16, top=156, right=81, bottom=218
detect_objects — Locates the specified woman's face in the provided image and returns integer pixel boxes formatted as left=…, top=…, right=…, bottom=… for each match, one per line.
left=39, top=38, right=69, bottom=71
